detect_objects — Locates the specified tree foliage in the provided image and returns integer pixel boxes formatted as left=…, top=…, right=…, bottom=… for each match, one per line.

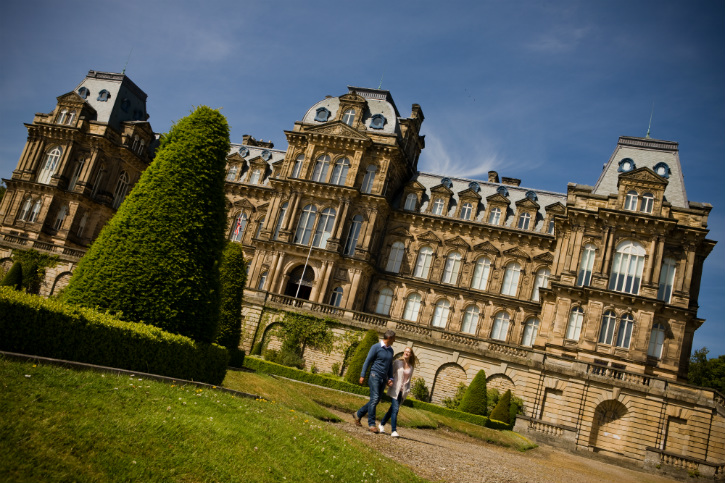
left=215, top=242, right=247, bottom=350
left=61, top=106, right=231, bottom=343
left=11, top=249, right=59, bottom=294
left=410, top=377, right=430, bottom=402
left=489, top=389, right=512, bottom=423
left=689, top=347, right=725, bottom=394
left=344, top=329, right=380, bottom=385
left=458, top=369, right=488, bottom=416
left=443, top=382, right=467, bottom=410
left=0, top=261, right=23, bottom=290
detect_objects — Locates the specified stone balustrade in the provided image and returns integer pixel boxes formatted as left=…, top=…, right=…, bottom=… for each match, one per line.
left=3, top=234, right=84, bottom=260
left=644, top=447, right=723, bottom=478
left=529, top=419, right=564, bottom=436
left=440, top=332, right=480, bottom=347
left=487, top=341, right=531, bottom=359
left=587, top=363, right=650, bottom=387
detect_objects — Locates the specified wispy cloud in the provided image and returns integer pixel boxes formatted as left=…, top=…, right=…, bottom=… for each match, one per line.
left=525, top=26, right=591, bottom=54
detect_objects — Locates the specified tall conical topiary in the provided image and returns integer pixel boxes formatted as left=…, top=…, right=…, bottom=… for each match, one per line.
left=458, top=369, right=488, bottom=416
left=215, top=242, right=247, bottom=349
left=62, top=106, right=231, bottom=343
left=344, top=329, right=380, bottom=385
left=0, top=261, right=23, bottom=290
left=489, top=388, right=512, bottom=424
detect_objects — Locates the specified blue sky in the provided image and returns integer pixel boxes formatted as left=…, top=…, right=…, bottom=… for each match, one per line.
left=1, top=1, right=723, bottom=357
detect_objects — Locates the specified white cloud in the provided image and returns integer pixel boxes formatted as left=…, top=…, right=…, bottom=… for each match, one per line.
left=525, top=26, right=591, bottom=54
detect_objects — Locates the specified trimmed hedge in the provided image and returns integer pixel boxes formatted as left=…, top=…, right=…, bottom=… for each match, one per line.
left=489, top=388, right=512, bottom=424
left=0, top=261, right=22, bottom=289
left=0, top=287, right=228, bottom=384
left=459, top=369, right=488, bottom=416
left=402, top=397, right=490, bottom=427
left=344, top=329, right=379, bottom=385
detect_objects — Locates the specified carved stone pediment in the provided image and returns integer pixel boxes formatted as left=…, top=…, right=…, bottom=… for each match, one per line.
left=56, top=91, right=88, bottom=107
left=503, top=247, right=532, bottom=261
left=457, top=188, right=482, bottom=201
left=545, top=202, right=566, bottom=213
left=233, top=198, right=255, bottom=211
left=430, top=184, right=454, bottom=195
left=534, top=252, right=554, bottom=263
left=486, top=193, right=511, bottom=204
left=306, top=121, right=370, bottom=141
left=445, top=236, right=471, bottom=250
left=226, top=152, right=245, bottom=163
left=256, top=202, right=269, bottom=212
left=388, top=226, right=413, bottom=238
left=338, top=93, right=366, bottom=104
left=417, top=230, right=442, bottom=244
left=619, top=167, right=668, bottom=186
left=473, top=241, right=500, bottom=255
left=405, top=180, right=427, bottom=191
left=515, top=198, right=540, bottom=210
left=248, top=156, right=268, bottom=167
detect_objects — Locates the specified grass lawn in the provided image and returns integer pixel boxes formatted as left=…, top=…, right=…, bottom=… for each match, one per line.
left=0, top=357, right=431, bottom=483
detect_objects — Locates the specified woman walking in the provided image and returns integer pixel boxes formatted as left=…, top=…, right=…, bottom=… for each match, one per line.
left=379, top=347, right=416, bottom=437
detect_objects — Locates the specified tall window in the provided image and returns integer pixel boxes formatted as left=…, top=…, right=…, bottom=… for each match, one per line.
left=274, top=202, right=288, bottom=240
left=609, top=241, right=646, bottom=294
left=257, top=271, right=268, bottom=291
left=255, top=217, right=265, bottom=239
left=68, top=158, right=85, bottom=191
left=461, top=305, right=479, bottom=334
left=521, top=318, right=540, bottom=347
left=471, top=257, right=491, bottom=290
left=404, top=193, right=417, bottom=211
left=501, top=262, right=521, bottom=296
left=488, top=207, right=501, bottom=225
left=230, top=212, right=248, bottom=242
left=431, top=198, right=444, bottom=215
left=566, top=307, right=584, bottom=340
left=386, top=241, right=405, bottom=273
left=547, top=219, right=555, bottom=235
left=599, top=310, right=617, bottom=345
left=77, top=212, right=87, bottom=237
left=53, top=206, right=68, bottom=231
left=647, top=323, right=666, bottom=358
left=431, top=300, right=450, bottom=328
left=29, top=199, right=42, bottom=222
left=291, top=155, right=304, bottom=178
left=38, top=147, right=62, bottom=184
left=249, top=169, right=262, bottom=185
left=226, top=165, right=238, bottom=181
left=517, top=213, right=531, bottom=230
left=657, top=257, right=677, bottom=303
left=294, top=205, right=317, bottom=245
left=375, top=288, right=393, bottom=315
left=342, top=109, right=356, bottom=126
left=329, top=287, right=344, bottom=307
left=344, top=215, right=363, bottom=255
left=311, top=155, right=330, bottom=182
left=132, top=136, right=140, bottom=152
left=460, top=203, right=472, bottom=221
left=625, top=190, right=638, bottom=211
left=441, top=251, right=462, bottom=284
left=640, top=193, right=654, bottom=214
left=18, top=197, right=33, bottom=221
left=330, top=158, right=350, bottom=185
left=361, top=165, right=376, bottom=193
left=312, top=208, right=336, bottom=248
left=413, top=246, right=434, bottom=278
left=402, top=293, right=422, bottom=321
left=57, top=109, right=69, bottom=124
left=531, top=268, right=550, bottom=301
left=491, top=312, right=510, bottom=341
left=91, top=168, right=105, bottom=198
left=577, top=244, right=596, bottom=286
left=112, top=171, right=130, bottom=209
left=616, top=314, right=634, bottom=349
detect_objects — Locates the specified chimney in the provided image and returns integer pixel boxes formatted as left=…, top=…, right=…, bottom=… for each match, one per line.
left=488, top=171, right=499, bottom=183
left=501, top=177, right=521, bottom=187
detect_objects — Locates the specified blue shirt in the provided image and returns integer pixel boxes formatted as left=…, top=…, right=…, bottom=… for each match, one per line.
left=360, top=341, right=394, bottom=380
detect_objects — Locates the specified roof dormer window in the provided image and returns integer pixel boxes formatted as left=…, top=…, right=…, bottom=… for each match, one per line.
left=97, top=89, right=111, bottom=102
left=654, top=162, right=670, bottom=178
left=497, top=186, right=509, bottom=197
left=78, top=87, right=89, bottom=99
left=525, top=191, right=538, bottom=202
left=239, top=147, right=249, bottom=157
left=342, top=109, right=356, bottom=126
left=618, top=158, right=635, bottom=172
left=314, top=107, right=331, bottom=122
left=261, top=150, right=272, bottom=161
left=469, top=182, right=480, bottom=193
left=370, top=114, right=386, bottom=129
left=121, top=98, right=130, bottom=112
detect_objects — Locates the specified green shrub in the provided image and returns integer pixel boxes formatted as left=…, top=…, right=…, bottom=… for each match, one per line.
left=331, top=362, right=341, bottom=376
left=459, top=369, right=487, bottom=416
left=487, top=387, right=500, bottom=415
left=228, top=348, right=245, bottom=368
left=215, top=242, right=247, bottom=350
left=0, top=287, right=228, bottom=384
left=62, top=106, right=231, bottom=344
left=0, top=261, right=22, bottom=290
left=250, top=341, right=263, bottom=356
left=344, top=329, right=379, bottom=385
left=410, top=377, right=430, bottom=402
left=489, top=389, right=512, bottom=424
left=11, top=249, right=59, bottom=294
left=443, top=382, right=467, bottom=410
left=402, top=398, right=489, bottom=427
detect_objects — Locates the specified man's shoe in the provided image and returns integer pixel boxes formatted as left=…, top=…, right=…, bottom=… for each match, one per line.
left=368, top=426, right=379, bottom=434
left=378, top=424, right=386, bottom=434
left=352, top=413, right=362, bottom=427
left=391, top=431, right=400, bottom=438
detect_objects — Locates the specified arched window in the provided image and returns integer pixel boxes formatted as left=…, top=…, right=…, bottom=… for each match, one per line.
left=112, top=171, right=130, bottom=209
left=566, top=307, right=584, bottom=341
left=441, top=251, right=462, bottom=284
left=609, top=241, right=646, bottom=294
left=226, top=165, right=238, bottom=181
left=531, top=268, right=550, bottom=301
left=132, top=136, right=140, bottom=152
left=431, top=299, right=450, bottom=328
left=342, top=109, right=356, bottom=126
left=625, top=190, right=638, bottom=211
left=78, top=87, right=89, bottom=99
left=657, top=257, right=677, bottom=303
left=647, top=323, right=666, bottom=358
left=375, top=288, right=393, bottom=315
left=616, top=314, right=634, bottom=349
left=491, top=312, right=510, bottom=341
left=257, top=271, right=268, bottom=291
left=431, top=198, right=444, bottom=215
left=77, top=212, right=87, bottom=237
left=599, top=310, right=617, bottom=345
left=517, top=212, right=531, bottom=230
left=413, top=246, right=434, bottom=278
left=249, top=169, right=262, bottom=185
left=521, top=318, right=540, bottom=347
left=577, top=244, right=596, bottom=286
left=547, top=219, right=555, bottom=235
left=97, top=89, right=110, bottom=101
left=402, top=293, right=422, bottom=321
left=291, top=155, right=304, bottom=178
left=230, top=212, right=248, bottom=242
left=311, top=155, right=330, bottom=182
left=255, top=217, right=265, bottom=239
left=460, top=203, right=472, bottom=220
left=68, top=158, right=85, bottom=191
left=488, top=207, right=501, bottom=225
left=57, top=109, right=69, bottom=124
left=386, top=241, right=405, bottom=273
left=38, top=146, right=62, bottom=184
left=312, top=207, right=336, bottom=248
left=91, top=167, right=105, bottom=198
left=471, top=257, right=491, bottom=290
left=361, top=165, right=376, bottom=194
left=329, top=158, right=350, bottom=185
left=501, top=262, right=521, bottom=296
left=640, top=193, right=654, bottom=213
left=18, top=197, right=33, bottom=221
left=461, top=305, right=479, bottom=334
left=344, top=215, right=363, bottom=256
left=29, top=199, right=42, bottom=222
left=404, top=193, right=417, bottom=211
left=329, top=287, right=344, bottom=307
left=294, top=205, right=317, bottom=245
left=274, top=202, right=288, bottom=240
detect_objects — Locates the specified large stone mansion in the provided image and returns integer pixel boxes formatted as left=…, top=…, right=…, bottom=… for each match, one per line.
left=0, top=71, right=722, bottom=477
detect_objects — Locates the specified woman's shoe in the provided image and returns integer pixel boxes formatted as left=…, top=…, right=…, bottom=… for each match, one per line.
left=391, top=431, right=400, bottom=438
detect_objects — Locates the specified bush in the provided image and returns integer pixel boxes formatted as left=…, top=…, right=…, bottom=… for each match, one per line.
left=402, top=398, right=489, bottom=427
left=0, top=287, right=228, bottom=384
left=250, top=341, right=263, bottom=356
left=0, top=261, right=22, bottom=290
left=487, top=387, right=500, bottom=415
left=443, top=382, right=467, bottom=410
left=215, top=242, right=247, bottom=350
left=489, top=389, right=512, bottom=424
left=331, top=362, right=341, bottom=376
left=62, top=106, right=231, bottom=344
left=11, top=249, right=59, bottom=294
left=344, top=329, right=379, bottom=385
left=410, top=377, right=430, bottom=402
left=228, top=348, right=245, bottom=368
left=459, top=369, right=487, bottom=416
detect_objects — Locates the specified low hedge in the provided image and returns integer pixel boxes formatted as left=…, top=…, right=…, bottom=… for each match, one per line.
left=403, top=398, right=490, bottom=427
left=0, top=287, right=228, bottom=384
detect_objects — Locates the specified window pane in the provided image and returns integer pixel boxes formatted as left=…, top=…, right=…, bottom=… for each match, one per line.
left=442, top=252, right=462, bottom=284
left=566, top=307, right=584, bottom=340
left=375, top=288, right=393, bottom=315
left=599, top=311, right=617, bottom=345
left=313, top=208, right=336, bottom=248
left=657, top=257, right=676, bottom=303
left=386, top=241, right=405, bottom=273
left=460, top=203, right=472, bottom=220
left=312, top=156, right=330, bottom=182
left=471, top=257, right=491, bottom=290
left=577, top=244, right=596, bottom=286
left=491, top=312, right=510, bottom=341
left=432, top=300, right=450, bottom=328
left=532, top=268, right=550, bottom=301
left=361, top=166, right=376, bottom=193
left=404, top=194, right=417, bottom=211
left=230, top=213, right=248, bottom=242
left=329, top=287, right=344, bottom=307
left=488, top=207, right=501, bottom=225
left=403, top=294, right=421, bottom=321
left=294, top=205, right=317, bottom=244
left=616, top=314, right=634, bottom=348
left=501, top=262, right=521, bottom=296
left=461, top=306, right=479, bottom=334
left=344, top=215, right=363, bottom=255
left=291, top=155, right=304, bottom=178
left=432, top=199, right=444, bottom=215
left=413, top=246, right=434, bottom=278
left=274, top=202, right=288, bottom=240
left=647, top=323, right=666, bottom=358
left=522, top=318, right=540, bottom=346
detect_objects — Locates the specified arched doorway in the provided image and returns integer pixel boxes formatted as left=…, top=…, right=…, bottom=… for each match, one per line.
left=588, top=399, right=629, bottom=455
left=284, top=265, right=315, bottom=300
left=430, top=363, right=467, bottom=404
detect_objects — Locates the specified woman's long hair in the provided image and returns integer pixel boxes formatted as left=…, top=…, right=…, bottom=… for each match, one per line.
left=405, top=347, right=417, bottom=368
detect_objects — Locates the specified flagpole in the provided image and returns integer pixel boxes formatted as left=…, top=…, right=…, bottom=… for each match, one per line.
left=295, top=230, right=318, bottom=299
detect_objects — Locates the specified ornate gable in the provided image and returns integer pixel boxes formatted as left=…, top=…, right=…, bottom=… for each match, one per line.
left=226, top=152, right=245, bottom=163
left=306, top=121, right=370, bottom=141
left=473, top=241, right=500, bottom=255
left=417, top=230, right=442, bottom=244
left=503, top=247, right=532, bottom=261
left=405, top=180, right=427, bottom=192
left=445, top=236, right=471, bottom=250
left=256, top=202, right=270, bottom=212
left=56, top=91, right=88, bottom=108
left=533, top=252, right=554, bottom=263
left=430, top=184, right=454, bottom=196
left=545, top=202, right=566, bottom=214
left=458, top=188, right=482, bottom=201
left=486, top=193, right=511, bottom=204
left=388, top=226, right=413, bottom=238
left=619, top=167, right=669, bottom=187
left=233, top=198, right=255, bottom=211
left=515, top=198, right=540, bottom=210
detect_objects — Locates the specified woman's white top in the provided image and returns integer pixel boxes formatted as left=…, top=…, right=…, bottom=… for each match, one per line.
left=387, top=359, right=415, bottom=401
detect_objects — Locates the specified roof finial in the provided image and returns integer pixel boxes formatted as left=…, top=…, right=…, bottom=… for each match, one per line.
left=122, top=48, right=133, bottom=75
left=646, top=101, right=654, bottom=139
left=377, top=73, right=384, bottom=90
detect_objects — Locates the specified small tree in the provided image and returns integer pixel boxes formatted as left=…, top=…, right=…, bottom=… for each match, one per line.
left=344, top=329, right=380, bottom=385
left=489, top=389, right=512, bottom=424
left=410, top=378, right=430, bottom=402
left=443, top=382, right=468, bottom=410
left=458, top=369, right=488, bottom=416
left=11, top=249, right=59, bottom=294
left=215, top=242, right=247, bottom=351
left=0, top=261, right=23, bottom=290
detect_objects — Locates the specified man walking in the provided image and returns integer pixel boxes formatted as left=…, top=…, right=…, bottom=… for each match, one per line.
left=353, top=330, right=396, bottom=433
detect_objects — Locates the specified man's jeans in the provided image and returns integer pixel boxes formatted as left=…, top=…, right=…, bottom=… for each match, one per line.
left=381, top=391, right=403, bottom=431
left=356, top=372, right=387, bottom=427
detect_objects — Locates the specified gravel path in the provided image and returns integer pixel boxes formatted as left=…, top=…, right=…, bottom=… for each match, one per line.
left=327, top=408, right=680, bottom=483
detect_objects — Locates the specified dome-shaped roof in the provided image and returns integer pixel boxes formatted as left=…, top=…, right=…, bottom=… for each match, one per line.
left=302, top=87, right=399, bottom=135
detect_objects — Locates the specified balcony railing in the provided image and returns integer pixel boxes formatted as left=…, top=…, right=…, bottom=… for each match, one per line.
left=2, top=234, right=85, bottom=260
left=587, top=363, right=650, bottom=386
